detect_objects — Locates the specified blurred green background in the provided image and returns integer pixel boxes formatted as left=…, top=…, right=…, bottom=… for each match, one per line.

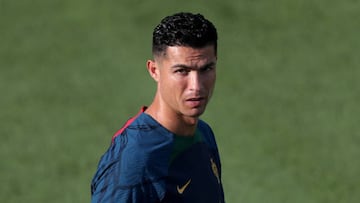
left=1, top=0, right=359, bottom=202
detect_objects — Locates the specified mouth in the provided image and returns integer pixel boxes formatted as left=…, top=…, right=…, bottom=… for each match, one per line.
left=185, top=97, right=206, bottom=107
left=186, top=97, right=204, bottom=101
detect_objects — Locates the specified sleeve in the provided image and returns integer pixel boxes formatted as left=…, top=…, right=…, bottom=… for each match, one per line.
left=90, top=138, right=163, bottom=203
left=91, top=177, right=162, bottom=203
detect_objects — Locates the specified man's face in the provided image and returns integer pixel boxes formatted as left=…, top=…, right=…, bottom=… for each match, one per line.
left=152, top=45, right=217, bottom=119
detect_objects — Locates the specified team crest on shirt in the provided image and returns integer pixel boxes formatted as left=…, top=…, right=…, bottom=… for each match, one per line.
left=210, top=158, right=220, bottom=184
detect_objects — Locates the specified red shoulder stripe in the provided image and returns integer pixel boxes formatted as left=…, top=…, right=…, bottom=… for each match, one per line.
left=111, top=106, right=147, bottom=142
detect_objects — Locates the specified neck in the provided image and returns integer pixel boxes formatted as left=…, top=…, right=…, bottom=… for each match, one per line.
left=145, top=101, right=198, bottom=136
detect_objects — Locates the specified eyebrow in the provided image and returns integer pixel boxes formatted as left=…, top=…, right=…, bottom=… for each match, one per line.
left=171, top=61, right=216, bottom=70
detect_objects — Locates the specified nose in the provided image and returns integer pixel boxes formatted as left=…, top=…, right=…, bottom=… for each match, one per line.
left=189, top=71, right=202, bottom=93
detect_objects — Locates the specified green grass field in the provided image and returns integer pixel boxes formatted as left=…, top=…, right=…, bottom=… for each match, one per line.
left=1, top=0, right=359, bottom=202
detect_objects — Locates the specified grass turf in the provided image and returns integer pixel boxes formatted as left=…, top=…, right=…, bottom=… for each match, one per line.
left=1, top=0, right=359, bottom=202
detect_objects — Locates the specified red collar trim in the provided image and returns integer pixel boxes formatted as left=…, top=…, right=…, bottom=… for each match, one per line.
left=111, top=106, right=147, bottom=142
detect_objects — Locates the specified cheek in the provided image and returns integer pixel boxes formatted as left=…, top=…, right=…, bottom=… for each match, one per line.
left=159, top=75, right=180, bottom=97
left=163, top=77, right=187, bottom=102
left=205, top=73, right=216, bottom=88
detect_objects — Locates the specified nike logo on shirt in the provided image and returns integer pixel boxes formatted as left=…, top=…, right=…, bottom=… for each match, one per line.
left=177, top=179, right=192, bottom=194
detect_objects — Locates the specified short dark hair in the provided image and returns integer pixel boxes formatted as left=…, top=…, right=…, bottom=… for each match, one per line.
left=152, top=12, right=218, bottom=56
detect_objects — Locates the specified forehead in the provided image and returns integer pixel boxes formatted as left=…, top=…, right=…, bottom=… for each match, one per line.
left=159, top=45, right=216, bottom=65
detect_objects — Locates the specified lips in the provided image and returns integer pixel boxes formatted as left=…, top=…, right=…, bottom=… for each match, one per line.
left=185, top=97, right=205, bottom=107
left=186, top=97, right=204, bottom=101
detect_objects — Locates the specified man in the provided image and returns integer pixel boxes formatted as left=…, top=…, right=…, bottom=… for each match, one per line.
left=91, top=12, right=225, bottom=203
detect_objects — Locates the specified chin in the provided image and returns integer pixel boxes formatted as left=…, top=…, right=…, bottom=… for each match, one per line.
left=185, top=107, right=206, bottom=118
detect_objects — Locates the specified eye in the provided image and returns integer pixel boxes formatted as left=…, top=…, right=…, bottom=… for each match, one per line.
left=175, top=69, right=190, bottom=75
left=200, top=65, right=215, bottom=73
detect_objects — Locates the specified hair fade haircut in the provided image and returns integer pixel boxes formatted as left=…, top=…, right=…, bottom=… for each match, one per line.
left=152, top=12, right=218, bottom=57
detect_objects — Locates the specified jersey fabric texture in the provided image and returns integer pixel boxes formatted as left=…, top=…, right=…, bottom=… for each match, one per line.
left=91, top=107, right=225, bottom=203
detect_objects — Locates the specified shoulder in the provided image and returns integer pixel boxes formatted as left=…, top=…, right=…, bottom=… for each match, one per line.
left=114, top=113, right=174, bottom=149
left=91, top=110, right=173, bottom=201
left=197, top=119, right=217, bottom=145
left=198, top=119, right=214, bottom=134
left=94, top=113, right=174, bottom=186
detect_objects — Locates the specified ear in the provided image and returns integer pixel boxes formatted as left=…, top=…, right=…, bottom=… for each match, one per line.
left=146, top=59, right=160, bottom=82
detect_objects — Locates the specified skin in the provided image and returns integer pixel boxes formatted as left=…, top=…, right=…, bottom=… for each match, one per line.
left=145, top=45, right=217, bottom=136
